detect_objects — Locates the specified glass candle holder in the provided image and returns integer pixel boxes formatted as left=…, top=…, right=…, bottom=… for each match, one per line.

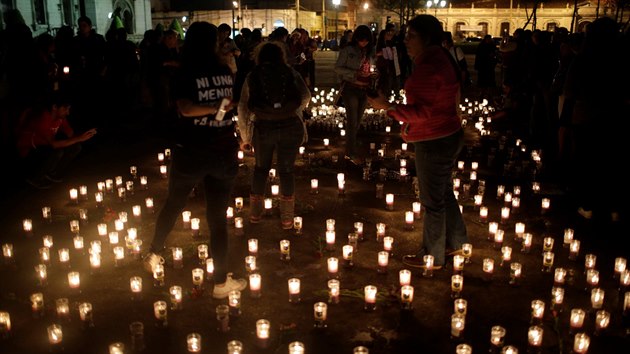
left=527, top=326, right=543, bottom=349
left=482, top=258, right=494, bottom=281
left=502, top=346, right=518, bottom=354
left=293, top=217, right=303, bottom=235
left=479, top=206, right=488, bottom=223
left=570, top=308, right=586, bottom=334
left=172, top=247, right=183, bottom=269
left=342, top=244, right=354, bottom=268
left=245, top=256, right=257, bottom=273
left=327, top=257, right=339, bottom=278
left=514, top=222, right=525, bottom=240
left=456, top=344, right=472, bottom=354
left=509, top=262, right=522, bottom=286
left=563, top=228, right=574, bottom=247
left=614, top=257, right=627, bottom=278
left=353, top=346, right=369, bottom=354
left=500, top=207, right=510, bottom=224
left=248, top=239, right=258, bottom=255
left=400, top=285, right=414, bottom=310
left=256, top=319, right=270, bottom=348
left=153, top=301, right=168, bottom=327
left=35, top=264, right=48, bottom=287
left=47, top=324, right=63, bottom=347
left=594, top=310, right=610, bottom=335
left=191, top=218, right=200, bottom=237
left=249, top=273, right=261, bottom=298
left=68, top=272, right=80, bottom=290
left=328, top=279, right=340, bottom=304
left=288, top=278, right=301, bottom=303
left=192, top=268, right=204, bottom=287
left=130, top=276, right=142, bottom=301
left=493, top=229, right=504, bottom=249
left=310, top=179, right=319, bottom=194
left=451, top=274, right=463, bottom=298
left=353, top=222, right=364, bottom=241
left=376, top=223, right=386, bottom=242
left=228, top=290, right=241, bottom=316
left=462, top=243, right=472, bottom=263
left=551, top=287, right=564, bottom=311
left=573, top=333, right=590, bottom=354
left=153, top=264, right=165, bottom=287
left=364, top=285, right=377, bottom=311
left=78, top=302, right=94, bottom=328
left=531, top=300, right=545, bottom=324
left=586, top=269, right=600, bottom=290
left=55, top=298, right=69, bottom=320
left=590, top=288, right=605, bottom=310
left=289, top=341, right=305, bottom=354
left=2, top=243, right=14, bottom=265
left=205, top=258, right=214, bottom=280
left=412, top=202, right=422, bottom=219
left=129, top=321, right=145, bottom=352
left=568, top=239, right=581, bottom=261
left=490, top=325, right=506, bottom=349
left=31, top=293, right=44, bottom=318
left=385, top=193, right=394, bottom=211
left=313, top=302, right=328, bottom=328
left=454, top=299, right=467, bottom=316
left=216, top=304, right=230, bottom=333
left=325, top=230, right=335, bottom=251
left=169, top=285, right=183, bottom=310
left=377, top=251, right=389, bottom=274
left=584, top=254, right=597, bottom=271
left=423, top=255, right=435, bottom=278
left=488, top=222, right=498, bottom=241
left=404, top=211, right=414, bottom=230
left=542, top=251, right=554, bottom=272
left=187, top=333, right=201, bottom=353
left=521, top=233, right=533, bottom=253
left=451, top=313, right=465, bottom=339
left=399, top=269, right=411, bottom=287
left=227, top=340, right=243, bottom=354
left=543, top=237, right=554, bottom=253
left=280, top=240, right=291, bottom=261
left=541, top=198, right=551, bottom=214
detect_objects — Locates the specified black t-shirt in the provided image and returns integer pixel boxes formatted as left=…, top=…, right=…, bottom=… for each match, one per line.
left=172, top=63, right=237, bottom=151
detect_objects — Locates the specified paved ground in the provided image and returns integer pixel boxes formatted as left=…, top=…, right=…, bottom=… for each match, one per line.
left=0, top=59, right=628, bottom=354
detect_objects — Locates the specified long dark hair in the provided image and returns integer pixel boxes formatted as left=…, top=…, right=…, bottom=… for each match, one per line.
left=350, top=25, right=375, bottom=54
left=407, top=15, right=461, bottom=83
left=180, top=21, right=221, bottom=69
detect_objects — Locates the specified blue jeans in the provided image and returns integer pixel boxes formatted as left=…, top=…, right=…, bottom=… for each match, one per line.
left=151, top=144, right=238, bottom=284
left=252, top=117, right=304, bottom=196
left=341, top=84, right=368, bottom=156
left=413, top=129, right=467, bottom=266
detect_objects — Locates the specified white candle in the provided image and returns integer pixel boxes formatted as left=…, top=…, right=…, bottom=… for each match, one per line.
left=69, top=188, right=78, bottom=203
left=527, top=326, right=543, bottom=347
left=377, top=251, right=389, bottom=273
left=169, top=286, right=183, bottom=310
left=591, top=288, right=605, bottom=310
left=400, top=285, right=414, bottom=310
left=47, top=324, right=63, bottom=345
left=451, top=313, right=465, bottom=338
left=451, top=274, right=463, bottom=297
left=490, top=325, right=506, bottom=348
left=249, top=273, right=262, bottom=298
left=364, top=285, right=377, bottom=311
left=404, top=211, right=414, bottom=230
left=159, top=165, right=168, bottom=178
left=531, top=300, right=545, bottom=323
left=310, top=179, right=318, bottom=193
left=130, top=276, right=142, bottom=298
left=570, top=308, right=586, bottom=332
left=327, top=257, right=339, bottom=277
left=385, top=193, right=394, bottom=210
left=289, top=341, right=305, bottom=354
left=573, top=333, right=590, bottom=354
left=280, top=240, right=290, bottom=261
left=325, top=230, right=336, bottom=251
left=192, top=268, right=204, bottom=286
left=288, top=278, right=301, bottom=303
left=187, top=333, right=201, bottom=353
left=248, top=239, right=258, bottom=255
left=153, top=301, right=168, bottom=327
left=55, top=298, right=69, bottom=319
left=68, top=272, right=80, bottom=289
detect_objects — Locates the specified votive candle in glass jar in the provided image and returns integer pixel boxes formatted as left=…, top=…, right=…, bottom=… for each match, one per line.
left=531, top=300, right=545, bottom=324
left=569, top=239, right=581, bottom=261
left=227, top=340, right=243, bottom=354
left=482, top=258, right=494, bottom=281
left=169, top=285, right=183, bottom=310
left=570, top=308, right=586, bottom=334
left=594, top=310, right=610, bottom=335
left=153, top=301, right=168, bottom=327
left=187, top=333, right=201, bottom=353
left=376, top=223, right=386, bottom=242
left=288, top=341, right=305, bottom=354
left=255, top=319, right=270, bottom=348
left=400, top=285, right=414, bottom=310
left=280, top=240, right=290, bottom=261
left=542, top=252, right=554, bottom=272
left=490, top=325, right=506, bottom=349
left=423, top=255, right=435, bottom=278
left=399, top=269, right=411, bottom=287
left=527, top=326, right=543, bottom=348
left=364, top=285, right=377, bottom=311
left=47, top=324, right=63, bottom=346
left=573, top=333, right=590, bottom=354
left=451, top=274, right=463, bottom=298
left=130, top=276, right=142, bottom=300
left=55, top=298, right=69, bottom=320
left=249, top=273, right=261, bottom=298
left=288, top=278, right=301, bottom=303
left=451, top=313, right=465, bottom=339
left=454, top=298, right=467, bottom=316
left=509, top=262, right=522, bottom=286
left=590, top=288, right=605, bottom=310
left=313, top=302, right=328, bottom=328
left=456, top=344, right=472, bottom=354
left=328, top=279, right=340, bottom=304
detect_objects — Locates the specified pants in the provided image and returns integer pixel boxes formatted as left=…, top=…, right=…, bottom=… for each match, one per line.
left=151, top=145, right=238, bottom=284
left=252, top=117, right=304, bottom=197
left=340, top=85, right=368, bottom=157
left=27, top=143, right=82, bottom=178
left=413, top=129, right=468, bottom=266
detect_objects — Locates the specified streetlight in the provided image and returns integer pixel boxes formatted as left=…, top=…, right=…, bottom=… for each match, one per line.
left=232, top=1, right=238, bottom=38
left=426, top=0, right=447, bottom=18
left=333, top=0, right=340, bottom=43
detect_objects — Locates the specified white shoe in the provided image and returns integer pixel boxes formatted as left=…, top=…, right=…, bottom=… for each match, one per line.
left=578, top=207, right=593, bottom=220
left=212, top=273, right=247, bottom=299
left=143, top=252, right=164, bottom=273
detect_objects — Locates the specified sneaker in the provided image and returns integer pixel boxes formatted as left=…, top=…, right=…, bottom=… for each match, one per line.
left=44, top=174, right=63, bottom=183
left=26, top=177, right=53, bottom=190
left=212, top=273, right=247, bottom=299
left=577, top=207, right=593, bottom=220
left=143, top=252, right=164, bottom=273
left=402, top=254, right=443, bottom=270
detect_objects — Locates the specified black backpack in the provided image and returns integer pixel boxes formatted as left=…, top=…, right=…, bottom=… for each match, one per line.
left=247, top=63, right=302, bottom=121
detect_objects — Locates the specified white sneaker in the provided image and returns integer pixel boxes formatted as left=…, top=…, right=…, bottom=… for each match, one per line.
left=212, top=273, right=247, bottom=299
left=143, top=252, right=164, bottom=273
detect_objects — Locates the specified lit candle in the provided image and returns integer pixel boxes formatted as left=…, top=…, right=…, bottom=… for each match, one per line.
left=412, top=202, right=421, bottom=219
left=310, top=179, right=319, bottom=194
left=95, top=191, right=104, bottom=207
left=500, top=207, right=510, bottom=224
left=181, top=211, right=192, bottom=229
left=205, top=258, right=214, bottom=280
left=109, top=342, right=125, bottom=354
left=117, top=186, right=126, bottom=201
left=353, top=221, right=364, bottom=241
left=620, top=270, right=630, bottom=290
left=140, top=176, right=148, bottom=189
left=247, top=239, right=258, bottom=256
left=192, top=268, right=204, bottom=287
left=462, top=243, right=473, bottom=263
left=483, top=258, right=494, bottom=281
left=169, top=286, right=183, bottom=310
left=504, top=192, right=512, bottom=205
left=377, top=251, right=389, bottom=274
left=55, top=298, right=69, bottom=320
left=543, top=237, right=554, bottom=253
left=490, top=325, right=506, bottom=348
left=591, top=288, right=605, bottom=310
left=522, top=233, right=533, bottom=253
left=326, top=279, right=340, bottom=304
left=234, top=217, right=244, bottom=236
left=264, top=198, right=273, bottom=215
left=488, top=222, right=498, bottom=240
left=160, top=165, right=168, bottom=178
left=542, top=252, right=554, bottom=272
left=22, top=218, right=33, bottom=237
left=256, top=319, right=270, bottom=348
left=69, top=188, right=78, bottom=203
left=454, top=298, right=467, bottom=315
left=551, top=286, right=564, bottom=310
left=494, top=229, right=504, bottom=249
left=65, top=273, right=79, bottom=293
left=89, top=252, right=101, bottom=272
left=570, top=308, right=586, bottom=333
left=423, top=255, right=435, bottom=278
left=496, top=185, right=505, bottom=199
left=288, top=278, right=301, bottom=303
left=289, top=341, right=305, bottom=354
left=615, top=257, right=627, bottom=278
left=385, top=193, right=394, bottom=211
left=404, top=211, right=414, bottom=230
left=245, top=256, right=256, bottom=273
left=515, top=222, right=525, bottom=240
left=364, top=285, right=377, bottom=311
left=313, top=302, right=328, bottom=328
left=531, top=300, right=545, bottom=324
left=47, top=324, right=63, bottom=346
left=474, top=195, right=483, bottom=210
left=376, top=223, right=386, bottom=242
left=280, top=240, right=291, bottom=261
left=451, top=274, right=463, bottom=298
left=527, top=326, right=543, bottom=348
left=453, top=255, right=465, bottom=274
left=541, top=198, right=551, bottom=214
left=563, top=228, right=574, bottom=247
left=73, top=235, right=84, bottom=251
left=164, top=148, right=171, bottom=159
left=383, top=236, right=394, bottom=254
left=293, top=217, right=303, bottom=235
left=271, top=184, right=280, bottom=197
left=325, top=230, right=336, bottom=251
left=69, top=219, right=80, bottom=234
left=341, top=244, right=354, bottom=268
left=400, top=285, right=414, bottom=310
left=455, top=344, right=472, bottom=354
left=594, top=310, right=610, bottom=335
left=130, top=276, right=142, bottom=300
left=586, top=269, right=600, bottom=289
left=249, top=273, right=262, bottom=298
left=153, top=264, right=165, bottom=287
left=328, top=257, right=339, bottom=278
left=105, top=179, right=114, bottom=193
left=509, top=262, right=522, bottom=286
left=451, top=313, right=465, bottom=339
left=79, top=302, right=93, bottom=328
left=554, top=267, right=567, bottom=286
left=585, top=254, right=597, bottom=270
left=187, top=333, right=201, bottom=353
left=153, top=301, right=168, bottom=327
left=573, top=333, right=590, bottom=354
left=169, top=247, right=183, bottom=269
left=42, top=206, right=52, bottom=222
left=191, top=218, right=200, bottom=238
left=227, top=340, right=243, bottom=354
left=532, top=181, right=541, bottom=193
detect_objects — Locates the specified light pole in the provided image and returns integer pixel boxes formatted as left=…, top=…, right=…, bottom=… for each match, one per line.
left=232, top=1, right=238, bottom=38
left=426, top=0, right=447, bottom=18
left=333, top=0, right=340, bottom=43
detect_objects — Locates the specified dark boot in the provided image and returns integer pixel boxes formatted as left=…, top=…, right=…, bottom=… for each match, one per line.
left=249, top=194, right=264, bottom=223
left=279, top=195, right=295, bottom=230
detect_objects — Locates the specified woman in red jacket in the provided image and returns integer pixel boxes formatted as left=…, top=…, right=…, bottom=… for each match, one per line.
left=369, top=15, right=468, bottom=269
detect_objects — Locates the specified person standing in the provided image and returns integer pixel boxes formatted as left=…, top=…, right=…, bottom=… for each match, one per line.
left=238, top=41, right=310, bottom=229
left=143, top=21, right=246, bottom=299
left=368, top=15, right=468, bottom=269
left=334, top=25, right=376, bottom=162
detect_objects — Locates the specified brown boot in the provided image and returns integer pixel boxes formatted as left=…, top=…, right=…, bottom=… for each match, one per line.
left=279, top=195, right=295, bottom=230
left=249, top=194, right=264, bottom=223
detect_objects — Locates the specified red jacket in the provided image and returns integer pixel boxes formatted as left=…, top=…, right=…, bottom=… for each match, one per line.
left=387, top=46, right=461, bottom=142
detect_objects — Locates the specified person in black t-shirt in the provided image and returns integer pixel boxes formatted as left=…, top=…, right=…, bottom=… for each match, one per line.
left=143, top=21, right=247, bottom=300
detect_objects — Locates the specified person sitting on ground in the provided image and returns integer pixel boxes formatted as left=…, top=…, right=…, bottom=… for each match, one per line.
left=15, top=92, right=97, bottom=189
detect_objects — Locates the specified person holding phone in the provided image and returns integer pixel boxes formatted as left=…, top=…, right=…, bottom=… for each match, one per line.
left=143, top=21, right=246, bottom=299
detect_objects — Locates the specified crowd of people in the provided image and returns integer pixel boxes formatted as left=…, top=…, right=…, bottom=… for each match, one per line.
left=1, top=8, right=629, bottom=276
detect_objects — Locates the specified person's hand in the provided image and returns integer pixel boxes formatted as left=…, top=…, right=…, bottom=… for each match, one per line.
left=79, top=128, right=97, bottom=142
left=367, top=92, right=391, bottom=110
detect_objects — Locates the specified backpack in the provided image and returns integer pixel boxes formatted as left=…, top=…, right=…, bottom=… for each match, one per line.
left=247, top=63, right=302, bottom=121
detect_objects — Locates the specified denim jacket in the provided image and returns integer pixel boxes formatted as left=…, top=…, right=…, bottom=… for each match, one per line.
left=334, top=45, right=376, bottom=84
